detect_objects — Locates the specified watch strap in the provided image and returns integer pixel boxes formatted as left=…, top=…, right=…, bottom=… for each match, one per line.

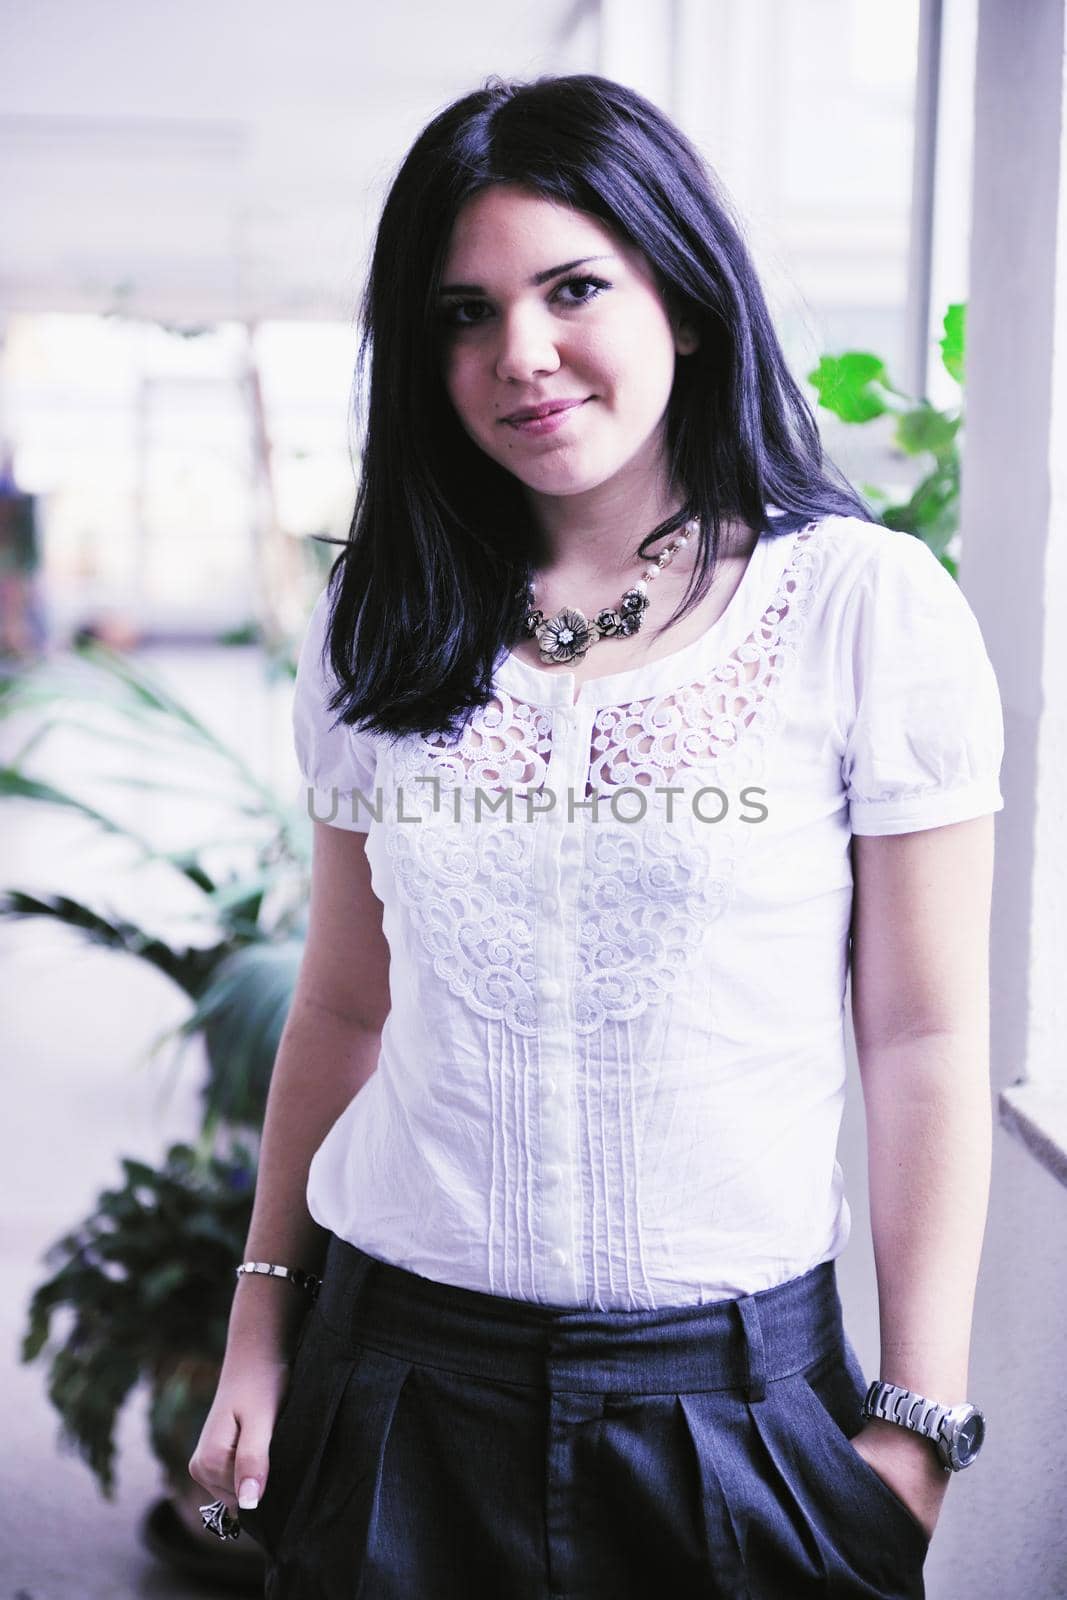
left=864, top=1379, right=951, bottom=1442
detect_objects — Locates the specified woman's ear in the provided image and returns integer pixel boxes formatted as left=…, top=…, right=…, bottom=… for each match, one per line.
left=674, top=320, right=700, bottom=356
left=661, top=281, right=699, bottom=355
left=671, top=304, right=703, bottom=355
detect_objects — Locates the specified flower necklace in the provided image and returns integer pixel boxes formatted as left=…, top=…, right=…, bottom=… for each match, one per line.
left=522, top=517, right=700, bottom=666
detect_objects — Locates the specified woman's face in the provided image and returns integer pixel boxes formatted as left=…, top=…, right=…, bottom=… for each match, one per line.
left=436, top=184, right=698, bottom=508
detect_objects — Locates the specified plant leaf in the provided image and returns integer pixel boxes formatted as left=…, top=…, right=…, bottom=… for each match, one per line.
left=0, top=890, right=223, bottom=995
left=893, top=404, right=960, bottom=461
left=940, top=302, right=966, bottom=383
left=187, top=941, right=304, bottom=1125
left=0, top=766, right=153, bottom=848
left=807, top=352, right=893, bottom=422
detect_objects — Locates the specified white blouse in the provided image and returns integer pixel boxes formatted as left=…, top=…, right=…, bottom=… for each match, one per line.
left=292, top=512, right=1005, bottom=1311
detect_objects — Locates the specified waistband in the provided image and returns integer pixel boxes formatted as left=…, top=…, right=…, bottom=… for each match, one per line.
left=313, top=1236, right=847, bottom=1400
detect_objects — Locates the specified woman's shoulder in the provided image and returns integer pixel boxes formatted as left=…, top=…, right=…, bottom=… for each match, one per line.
left=797, top=514, right=962, bottom=624
left=807, top=512, right=944, bottom=578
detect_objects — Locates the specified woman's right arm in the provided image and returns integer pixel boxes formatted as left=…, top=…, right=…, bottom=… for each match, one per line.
left=188, top=817, right=391, bottom=1516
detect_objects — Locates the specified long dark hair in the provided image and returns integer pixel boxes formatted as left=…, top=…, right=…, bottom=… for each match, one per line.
left=317, top=72, right=870, bottom=743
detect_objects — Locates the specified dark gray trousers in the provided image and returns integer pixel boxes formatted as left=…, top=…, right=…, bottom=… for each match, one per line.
left=239, top=1236, right=929, bottom=1598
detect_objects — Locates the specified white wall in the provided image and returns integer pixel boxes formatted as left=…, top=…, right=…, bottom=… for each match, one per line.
left=922, top=0, right=1067, bottom=1592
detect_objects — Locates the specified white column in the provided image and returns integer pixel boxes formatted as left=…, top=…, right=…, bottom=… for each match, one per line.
left=672, top=0, right=782, bottom=219
left=596, top=0, right=680, bottom=113
left=962, top=0, right=1067, bottom=1177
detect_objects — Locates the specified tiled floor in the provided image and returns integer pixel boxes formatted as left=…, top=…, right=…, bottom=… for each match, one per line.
left=1, top=643, right=291, bottom=1598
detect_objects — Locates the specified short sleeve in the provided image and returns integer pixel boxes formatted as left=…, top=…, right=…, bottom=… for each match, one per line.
left=292, top=583, right=380, bottom=833
left=840, top=531, right=1005, bottom=836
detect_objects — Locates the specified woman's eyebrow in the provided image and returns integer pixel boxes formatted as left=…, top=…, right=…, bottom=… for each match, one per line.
left=437, top=255, right=616, bottom=296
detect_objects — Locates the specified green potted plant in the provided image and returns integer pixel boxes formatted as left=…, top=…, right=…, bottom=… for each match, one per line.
left=807, top=302, right=966, bottom=576
left=2, top=626, right=316, bottom=1587
left=20, top=1139, right=264, bottom=1587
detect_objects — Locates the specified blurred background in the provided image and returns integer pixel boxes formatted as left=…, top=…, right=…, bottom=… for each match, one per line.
left=2, top=1, right=1064, bottom=1596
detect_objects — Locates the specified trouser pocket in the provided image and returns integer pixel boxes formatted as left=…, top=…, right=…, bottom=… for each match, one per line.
left=745, top=1340, right=930, bottom=1598
left=239, top=1302, right=329, bottom=1561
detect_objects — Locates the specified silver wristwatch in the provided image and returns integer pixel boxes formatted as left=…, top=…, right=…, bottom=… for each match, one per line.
left=862, top=1380, right=986, bottom=1472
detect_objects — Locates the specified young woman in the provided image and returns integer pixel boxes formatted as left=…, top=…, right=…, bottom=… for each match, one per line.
left=190, top=73, right=1003, bottom=1600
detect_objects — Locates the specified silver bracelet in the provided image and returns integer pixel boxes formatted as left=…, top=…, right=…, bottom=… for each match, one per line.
left=236, top=1260, right=321, bottom=1300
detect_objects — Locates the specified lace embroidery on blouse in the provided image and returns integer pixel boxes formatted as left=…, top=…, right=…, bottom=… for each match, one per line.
left=383, top=523, right=823, bottom=1035
left=386, top=693, right=549, bottom=1035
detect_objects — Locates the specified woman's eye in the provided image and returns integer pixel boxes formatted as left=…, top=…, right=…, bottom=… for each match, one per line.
left=439, top=274, right=610, bottom=328
left=440, top=300, right=490, bottom=328
left=555, top=274, right=610, bottom=306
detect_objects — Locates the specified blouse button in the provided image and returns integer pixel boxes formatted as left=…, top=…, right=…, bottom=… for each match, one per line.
left=544, top=1163, right=563, bottom=1186
left=541, top=895, right=558, bottom=914
left=549, top=1247, right=568, bottom=1268
left=541, top=978, right=562, bottom=999
left=543, top=1076, right=558, bottom=1099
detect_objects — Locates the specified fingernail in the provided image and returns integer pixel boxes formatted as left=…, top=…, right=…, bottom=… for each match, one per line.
left=238, top=1478, right=260, bottom=1509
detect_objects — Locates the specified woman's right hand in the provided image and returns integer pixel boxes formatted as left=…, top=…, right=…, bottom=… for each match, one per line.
left=188, top=1348, right=295, bottom=1519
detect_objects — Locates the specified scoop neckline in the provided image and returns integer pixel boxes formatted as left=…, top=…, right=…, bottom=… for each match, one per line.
left=494, top=519, right=800, bottom=710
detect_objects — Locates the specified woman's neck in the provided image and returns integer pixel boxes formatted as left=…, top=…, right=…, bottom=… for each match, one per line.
left=528, top=511, right=753, bottom=592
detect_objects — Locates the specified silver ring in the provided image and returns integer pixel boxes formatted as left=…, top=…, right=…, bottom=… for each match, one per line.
left=199, top=1497, right=242, bottom=1541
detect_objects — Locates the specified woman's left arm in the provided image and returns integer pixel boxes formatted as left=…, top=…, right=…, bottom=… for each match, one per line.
left=847, top=813, right=996, bottom=1539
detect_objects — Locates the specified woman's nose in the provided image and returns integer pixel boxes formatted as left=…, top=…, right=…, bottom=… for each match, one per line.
left=493, top=306, right=561, bottom=383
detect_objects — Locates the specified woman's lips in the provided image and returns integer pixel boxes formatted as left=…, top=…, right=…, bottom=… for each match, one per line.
left=504, top=398, right=591, bottom=435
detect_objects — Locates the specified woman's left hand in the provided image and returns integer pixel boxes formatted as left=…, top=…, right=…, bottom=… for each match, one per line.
left=849, top=1418, right=951, bottom=1542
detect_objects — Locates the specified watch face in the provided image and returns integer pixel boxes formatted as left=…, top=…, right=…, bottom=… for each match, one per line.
left=955, top=1410, right=985, bottom=1466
